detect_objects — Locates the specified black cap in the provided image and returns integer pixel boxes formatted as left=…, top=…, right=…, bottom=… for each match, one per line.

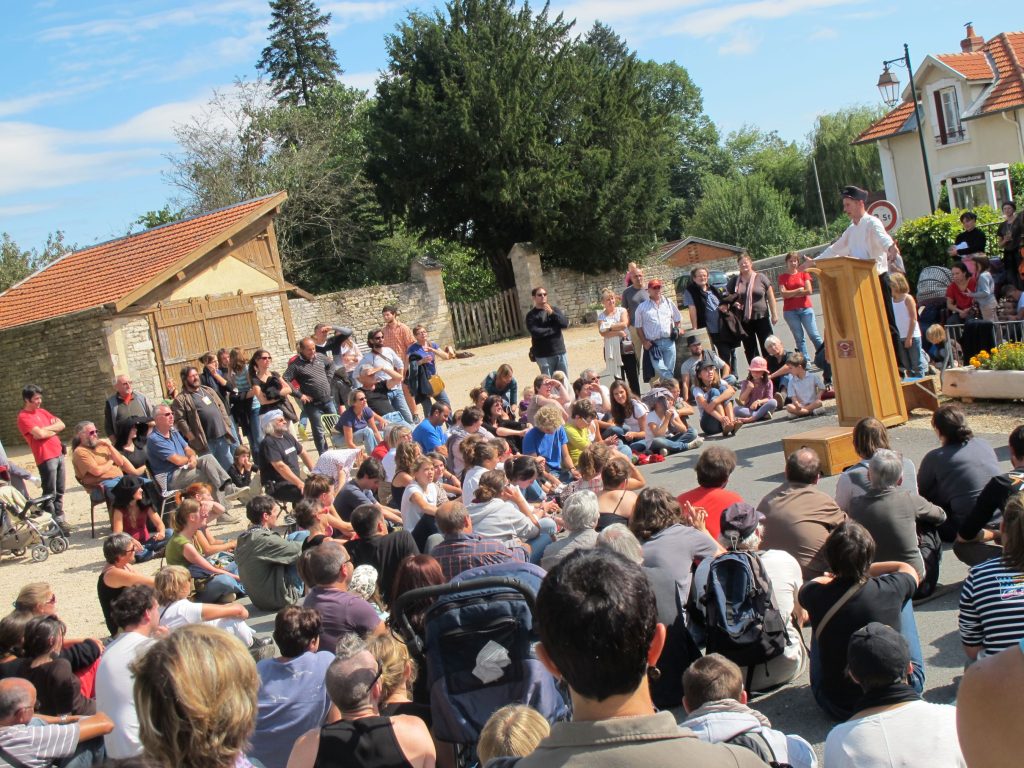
left=840, top=185, right=869, bottom=202
left=720, top=502, right=764, bottom=539
left=685, top=331, right=702, bottom=346
left=847, top=622, right=910, bottom=684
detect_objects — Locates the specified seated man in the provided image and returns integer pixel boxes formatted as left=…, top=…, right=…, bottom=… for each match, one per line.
left=411, top=402, right=450, bottom=456
left=286, top=634, right=435, bottom=768
left=103, top=374, right=154, bottom=441
left=955, top=424, right=1024, bottom=566
left=345, top=504, right=418, bottom=604
left=0, top=677, right=113, bottom=768
left=676, top=446, right=743, bottom=541
left=235, top=495, right=304, bottom=611
left=70, top=420, right=148, bottom=496
left=431, top=502, right=527, bottom=581
left=824, top=623, right=963, bottom=768
left=759, top=448, right=847, bottom=580
left=516, top=549, right=764, bottom=768
left=301, top=540, right=385, bottom=652
left=678, top=332, right=734, bottom=402
left=258, top=409, right=315, bottom=505
left=681, top=654, right=816, bottom=768
left=333, top=458, right=401, bottom=526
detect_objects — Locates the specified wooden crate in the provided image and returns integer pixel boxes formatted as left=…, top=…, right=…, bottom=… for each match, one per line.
left=782, top=426, right=859, bottom=477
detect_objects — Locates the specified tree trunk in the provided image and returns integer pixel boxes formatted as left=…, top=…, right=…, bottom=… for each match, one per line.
left=487, top=248, right=517, bottom=291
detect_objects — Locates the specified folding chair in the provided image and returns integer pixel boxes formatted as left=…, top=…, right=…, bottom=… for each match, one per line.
left=320, top=412, right=341, bottom=442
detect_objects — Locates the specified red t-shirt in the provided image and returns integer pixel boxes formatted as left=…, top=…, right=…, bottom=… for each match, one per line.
left=17, top=407, right=64, bottom=465
left=946, top=278, right=977, bottom=311
left=676, top=486, right=744, bottom=541
left=778, top=272, right=813, bottom=311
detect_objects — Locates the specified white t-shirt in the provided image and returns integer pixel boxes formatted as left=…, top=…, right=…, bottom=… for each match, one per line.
left=95, top=631, right=155, bottom=759
left=160, top=599, right=254, bottom=646
left=462, top=465, right=487, bottom=504
left=692, top=549, right=805, bottom=691
left=824, top=700, right=966, bottom=767
left=382, top=448, right=398, bottom=482
left=623, top=400, right=648, bottom=433
left=400, top=481, right=438, bottom=530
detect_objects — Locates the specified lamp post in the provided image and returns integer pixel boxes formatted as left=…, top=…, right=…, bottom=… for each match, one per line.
left=877, top=43, right=937, bottom=213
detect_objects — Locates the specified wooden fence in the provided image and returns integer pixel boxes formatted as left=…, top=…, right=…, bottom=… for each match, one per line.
left=449, top=288, right=526, bottom=348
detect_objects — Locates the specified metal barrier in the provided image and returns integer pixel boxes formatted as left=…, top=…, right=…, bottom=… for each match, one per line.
left=944, top=319, right=1024, bottom=367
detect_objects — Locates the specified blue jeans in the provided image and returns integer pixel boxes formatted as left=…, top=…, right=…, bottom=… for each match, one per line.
left=900, top=599, right=926, bottom=692
left=784, top=307, right=823, bottom=357
left=647, top=337, right=676, bottom=381
left=699, top=410, right=724, bottom=436
left=419, top=388, right=452, bottom=415
left=735, top=398, right=778, bottom=422
left=334, top=426, right=378, bottom=452
left=386, top=389, right=415, bottom=424
left=527, top=518, right=558, bottom=565
left=535, top=353, right=569, bottom=377
left=899, top=337, right=925, bottom=378
left=302, top=399, right=338, bottom=455
left=208, top=435, right=235, bottom=472
left=638, top=425, right=700, bottom=454
left=195, top=573, right=241, bottom=603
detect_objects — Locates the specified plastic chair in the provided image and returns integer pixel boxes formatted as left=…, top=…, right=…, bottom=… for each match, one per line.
left=320, top=412, right=341, bottom=439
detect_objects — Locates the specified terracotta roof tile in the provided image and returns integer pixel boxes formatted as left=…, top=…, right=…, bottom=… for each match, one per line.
left=936, top=52, right=994, bottom=80
left=853, top=101, right=917, bottom=144
left=975, top=32, right=1024, bottom=116
left=0, top=194, right=283, bottom=331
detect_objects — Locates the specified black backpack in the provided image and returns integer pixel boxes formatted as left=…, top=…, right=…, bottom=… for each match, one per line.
left=724, top=730, right=793, bottom=768
left=701, top=550, right=788, bottom=684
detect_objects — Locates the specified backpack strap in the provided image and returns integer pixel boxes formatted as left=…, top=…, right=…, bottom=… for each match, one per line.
left=724, top=729, right=788, bottom=768
left=814, top=579, right=866, bottom=642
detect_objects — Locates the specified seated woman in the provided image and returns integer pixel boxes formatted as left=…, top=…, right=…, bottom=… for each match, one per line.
left=390, top=442, right=421, bottom=510
left=541, top=490, right=600, bottom=571
left=10, top=583, right=104, bottom=685
left=288, top=498, right=334, bottom=547
left=644, top=393, right=700, bottom=455
left=335, top=390, right=387, bottom=452
left=381, top=425, right=413, bottom=482
left=113, top=416, right=149, bottom=472
left=154, top=565, right=268, bottom=655
left=461, top=439, right=503, bottom=505
left=835, top=417, right=918, bottom=512
left=733, top=357, right=778, bottom=424
left=482, top=395, right=528, bottom=453
left=226, top=444, right=260, bottom=505
left=166, top=499, right=244, bottom=604
left=504, top=455, right=557, bottom=516
left=366, top=633, right=431, bottom=726
left=607, top=380, right=657, bottom=457
left=301, top=473, right=352, bottom=538
left=109, top=475, right=168, bottom=563
left=596, top=455, right=642, bottom=530
left=180, top=482, right=237, bottom=567
left=400, top=457, right=446, bottom=551
left=466, top=470, right=557, bottom=565
left=692, top=361, right=740, bottom=436
left=15, top=615, right=95, bottom=716
left=558, top=443, right=610, bottom=505
left=428, top=451, right=462, bottom=500
left=98, top=533, right=156, bottom=637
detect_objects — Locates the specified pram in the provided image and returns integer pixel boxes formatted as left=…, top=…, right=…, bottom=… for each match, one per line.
left=0, top=491, right=68, bottom=563
left=390, top=561, right=569, bottom=764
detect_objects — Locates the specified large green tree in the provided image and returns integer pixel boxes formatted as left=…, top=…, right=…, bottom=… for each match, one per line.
left=0, top=231, right=73, bottom=293
left=257, top=0, right=341, bottom=106
left=723, top=125, right=806, bottom=221
left=804, top=105, right=885, bottom=223
left=367, top=1, right=679, bottom=283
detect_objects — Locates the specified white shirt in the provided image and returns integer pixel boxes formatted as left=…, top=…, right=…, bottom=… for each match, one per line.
left=824, top=700, right=966, bottom=768
left=401, top=481, right=438, bottom=530
left=95, top=631, right=155, bottom=759
left=817, top=213, right=894, bottom=275
left=160, top=598, right=254, bottom=646
left=635, top=296, right=682, bottom=341
left=356, top=348, right=404, bottom=391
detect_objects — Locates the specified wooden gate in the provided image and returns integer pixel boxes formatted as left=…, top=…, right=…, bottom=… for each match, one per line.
left=152, top=294, right=263, bottom=388
left=448, top=288, right=526, bottom=348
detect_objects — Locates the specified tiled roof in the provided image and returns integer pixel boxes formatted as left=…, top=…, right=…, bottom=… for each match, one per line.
left=936, top=52, right=994, bottom=80
left=0, top=193, right=285, bottom=331
left=855, top=31, right=1024, bottom=144
left=853, top=101, right=917, bottom=145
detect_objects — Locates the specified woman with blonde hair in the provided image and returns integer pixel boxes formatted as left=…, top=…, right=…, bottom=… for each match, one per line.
left=132, top=624, right=259, bottom=768
left=366, top=633, right=431, bottom=725
left=596, top=287, right=633, bottom=383
left=166, top=499, right=243, bottom=603
left=477, top=704, right=551, bottom=765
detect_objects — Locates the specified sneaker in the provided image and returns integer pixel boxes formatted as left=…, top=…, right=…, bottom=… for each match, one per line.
left=55, top=518, right=72, bottom=537
left=687, top=436, right=704, bottom=450
left=774, top=393, right=785, bottom=410
left=657, top=448, right=669, bottom=457
left=249, top=636, right=276, bottom=661
left=650, top=453, right=666, bottom=463
left=223, top=485, right=247, bottom=504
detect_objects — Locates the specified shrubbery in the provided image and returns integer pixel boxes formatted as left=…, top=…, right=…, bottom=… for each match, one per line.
left=895, top=205, right=1001, bottom=287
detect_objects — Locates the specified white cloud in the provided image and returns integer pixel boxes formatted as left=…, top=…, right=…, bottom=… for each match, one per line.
left=0, top=203, right=56, bottom=218
left=38, top=0, right=263, bottom=42
left=670, top=0, right=857, bottom=37
left=340, top=70, right=379, bottom=91
left=810, top=27, right=838, bottom=40
left=718, top=29, right=759, bottom=55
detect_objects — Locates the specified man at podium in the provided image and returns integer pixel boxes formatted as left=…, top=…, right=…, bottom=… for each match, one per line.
left=804, top=185, right=902, bottom=355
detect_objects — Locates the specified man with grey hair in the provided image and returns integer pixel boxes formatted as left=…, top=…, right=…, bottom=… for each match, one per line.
left=578, top=368, right=611, bottom=418
left=850, top=448, right=946, bottom=596
left=0, top=677, right=113, bottom=767
left=302, top=539, right=385, bottom=652
left=258, top=409, right=314, bottom=505
left=431, top=502, right=526, bottom=581
left=103, top=373, right=154, bottom=441
left=70, top=420, right=146, bottom=498
left=285, top=634, right=436, bottom=768
left=541, top=491, right=599, bottom=571
left=691, top=502, right=807, bottom=692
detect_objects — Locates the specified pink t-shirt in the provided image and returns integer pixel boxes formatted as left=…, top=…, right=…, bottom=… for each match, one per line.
left=17, top=407, right=63, bottom=465
left=778, top=271, right=813, bottom=311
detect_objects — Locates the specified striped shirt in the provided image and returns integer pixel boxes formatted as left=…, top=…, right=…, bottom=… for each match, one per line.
left=959, top=557, right=1024, bottom=657
left=0, top=723, right=79, bottom=768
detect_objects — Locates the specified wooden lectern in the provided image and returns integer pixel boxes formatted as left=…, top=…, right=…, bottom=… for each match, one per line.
left=810, top=257, right=907, bottom=428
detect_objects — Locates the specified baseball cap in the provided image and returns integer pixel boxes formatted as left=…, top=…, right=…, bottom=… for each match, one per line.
left=685, top=332, right=702, bottom=346
left=720, top=502, right=764, bottom=539
left=697, top=359, right=718, bottom=372
left=840, top=185, right=869, bottom=202
left=647, top=279, right=664, bottom=289
left=846, top=622, right=910, bottom=684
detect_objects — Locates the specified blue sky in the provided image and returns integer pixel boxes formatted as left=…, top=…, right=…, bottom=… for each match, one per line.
left=0, top=1, right=1010, bottom=251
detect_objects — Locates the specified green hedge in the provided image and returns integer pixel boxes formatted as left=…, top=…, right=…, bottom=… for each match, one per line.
left=895, top=205, right=1001, bottom=288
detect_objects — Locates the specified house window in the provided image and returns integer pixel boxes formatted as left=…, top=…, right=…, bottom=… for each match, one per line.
left=933, top=86, right=966, bottom=145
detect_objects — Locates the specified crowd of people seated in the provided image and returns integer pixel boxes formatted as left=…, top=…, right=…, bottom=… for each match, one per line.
left=1, top=287, right=1022, bottom=768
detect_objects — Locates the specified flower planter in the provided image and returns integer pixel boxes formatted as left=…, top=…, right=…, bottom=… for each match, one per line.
left=941, top=367, right=1024, bottom=401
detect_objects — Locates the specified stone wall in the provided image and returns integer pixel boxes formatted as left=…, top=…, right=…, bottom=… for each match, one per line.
left=288, top=263, right=453, bottom=348
left=253, top=293, right=293, bottom=362
left=105, top=315, right=161, bottom=405
left=0, top=307, right=114, bottom=447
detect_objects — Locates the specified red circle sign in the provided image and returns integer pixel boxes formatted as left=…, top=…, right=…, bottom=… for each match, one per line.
left=868, top=200, right=899, bottom=233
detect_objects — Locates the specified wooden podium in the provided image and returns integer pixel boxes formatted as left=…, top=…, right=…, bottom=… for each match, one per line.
left=811, top=257, right=907, bottom=428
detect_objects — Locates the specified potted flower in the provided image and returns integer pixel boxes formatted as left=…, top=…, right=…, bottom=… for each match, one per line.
left=942, top=341, right=1024, bottom=401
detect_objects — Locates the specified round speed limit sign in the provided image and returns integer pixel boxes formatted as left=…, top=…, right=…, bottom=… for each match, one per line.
left=868, top=200, right=899, bottom=233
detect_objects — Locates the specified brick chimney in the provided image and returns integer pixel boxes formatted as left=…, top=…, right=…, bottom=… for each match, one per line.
left=961, top=23, right=984, bottom=53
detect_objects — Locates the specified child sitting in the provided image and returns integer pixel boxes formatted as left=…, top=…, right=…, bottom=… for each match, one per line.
left=889, top=272, right=924, bottom=378
left=734, top=357, right=778, bottom=423
left=565, top=399, right=631, bottom=464
left=692, top=362, right=740, bottom=437
left=644, top=394, right=701, bottom=455
left=784, top=352, right=824, bottom=417
left=925, top=324, right=949, bottom=371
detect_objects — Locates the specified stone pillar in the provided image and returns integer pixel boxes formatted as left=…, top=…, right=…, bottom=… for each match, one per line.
left=509, top=243, right=544, bottom=317
left=410, top=258, right=454, bottom=347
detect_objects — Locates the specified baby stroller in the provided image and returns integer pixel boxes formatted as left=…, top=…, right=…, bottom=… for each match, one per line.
left=916, top=265, right=952, bottom=327
left=0, top=490, right=68, bottom=563
left=390, top=561, right=570, bottom=765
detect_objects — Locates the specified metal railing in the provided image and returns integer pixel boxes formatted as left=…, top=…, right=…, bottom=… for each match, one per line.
left=945, top=318, right=1024, bottom=367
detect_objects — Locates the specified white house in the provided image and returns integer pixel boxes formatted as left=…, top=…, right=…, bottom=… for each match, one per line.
left=854, top=25, right=1024, bottom=220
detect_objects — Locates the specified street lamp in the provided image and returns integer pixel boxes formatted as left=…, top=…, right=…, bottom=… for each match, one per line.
left=877, top=43, right=936, bottom=213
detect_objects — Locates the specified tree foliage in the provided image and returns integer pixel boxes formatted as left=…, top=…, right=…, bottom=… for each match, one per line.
left=0, top=231, right=74, bottom=293
left=895, top=205, right=1001, bottom=286
left=130, top=206, right=184, bottom=234
left=723, top=125, right=806, bottom=222
left=257, top=0, right=341, bottom=106
left=804, top=106, right=885, bottom=223
left=367, top=2, right=687, bottom=283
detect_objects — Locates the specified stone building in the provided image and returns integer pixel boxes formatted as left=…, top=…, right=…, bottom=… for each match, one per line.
left=0, top=192, right=298, bottom=446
